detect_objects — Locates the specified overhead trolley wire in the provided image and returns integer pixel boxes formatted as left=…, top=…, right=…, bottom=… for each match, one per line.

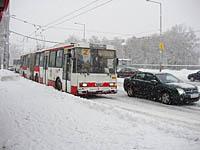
left=50, top=26, right=159, bottom=37
left=11, top=16, right=42, bottom=28
left=11, top=0, right=114, bottom=37
left=29, top=0, right=113, bottom=37
left=10, top=15, right=159, bottom=38
left=43, top=0, right=102, bottom=28
left=43, top=0, right=114, bottom=32
left=10, top=30, right=61, bottom=44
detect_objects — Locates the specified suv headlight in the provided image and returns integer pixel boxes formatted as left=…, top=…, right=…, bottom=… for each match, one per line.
left=177, top=88, right=185, bottom=95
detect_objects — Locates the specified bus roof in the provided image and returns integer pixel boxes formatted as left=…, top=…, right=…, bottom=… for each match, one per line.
left=36, top=42, right=116, bottom=52
left=21, top=42, right=116, bottom=55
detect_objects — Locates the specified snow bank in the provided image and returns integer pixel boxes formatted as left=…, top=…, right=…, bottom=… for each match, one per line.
left=1, top=69, right=200, bottom=150
left=0, top=69, right=19, bottom=81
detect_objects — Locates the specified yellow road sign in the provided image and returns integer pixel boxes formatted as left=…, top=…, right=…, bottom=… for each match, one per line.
left=159, top=42, right=165, bottom=50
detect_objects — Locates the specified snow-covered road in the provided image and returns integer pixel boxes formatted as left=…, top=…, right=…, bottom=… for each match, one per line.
left=1, top=69, right=200, bottom=150
left=91, top=86, right=200, bottom=134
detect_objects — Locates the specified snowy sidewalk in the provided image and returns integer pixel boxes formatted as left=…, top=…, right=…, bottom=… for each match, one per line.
left=0, top=70, right=200, bottom=150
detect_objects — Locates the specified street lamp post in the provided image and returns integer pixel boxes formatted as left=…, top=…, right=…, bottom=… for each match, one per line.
left=146, top=0, right=163, bottom=72
left=74, top=22, right=86, bottom=41
left=121, top=42, right=126, bottom=59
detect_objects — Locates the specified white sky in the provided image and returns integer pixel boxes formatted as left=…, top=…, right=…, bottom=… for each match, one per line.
left=9, top=0, right=200, bottom=49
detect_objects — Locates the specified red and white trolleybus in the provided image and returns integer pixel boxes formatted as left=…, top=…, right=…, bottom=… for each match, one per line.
left=20, top=43, right=118, bottom=96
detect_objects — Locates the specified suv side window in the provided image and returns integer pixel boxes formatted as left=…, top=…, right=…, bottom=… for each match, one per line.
left=134, top=72, right=145, bottom=80
left=144, top=73, right=156, bottom=81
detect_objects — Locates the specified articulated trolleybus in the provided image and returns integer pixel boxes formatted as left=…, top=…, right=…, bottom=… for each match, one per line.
left=20, top=43, right=118, bottom=96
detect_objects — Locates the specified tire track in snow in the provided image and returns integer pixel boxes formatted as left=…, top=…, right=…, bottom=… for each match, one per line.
left=86, top=91, right=200, bottom=141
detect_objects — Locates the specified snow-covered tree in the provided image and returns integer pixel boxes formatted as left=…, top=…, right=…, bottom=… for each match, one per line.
left=9, top=44, right=24, bottom=65
left=122, top=24, right=199, bottom=65
left=65, top=35, right=81, bottom=43
left=163, top=24, right=200, bottom=65
left=89, top=36, right=101, bottom=44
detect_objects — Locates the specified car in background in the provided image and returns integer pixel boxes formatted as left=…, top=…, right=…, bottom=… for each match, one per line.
left=8, top=66, right=15, bottom=71
left=117, top=67, right=138, bottom=78
left=124, top=71, right=200, bottom=105
left=13, top=59, right=21, bottom=73
left=188, top=71, right=200, bottom=81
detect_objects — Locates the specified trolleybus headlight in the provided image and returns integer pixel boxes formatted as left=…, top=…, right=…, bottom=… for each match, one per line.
left=110, top=83, right=114, bottom=86
left=82, top=83, right=87, bottom=87
left=80, top=83, right=88, bottom=87
left=109, top=82, right=116, bottom=87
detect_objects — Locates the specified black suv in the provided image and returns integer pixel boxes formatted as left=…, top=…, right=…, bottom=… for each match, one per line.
left=188, top=71, right=200, bottom=81
left=124, top=72, right=200, bottom=105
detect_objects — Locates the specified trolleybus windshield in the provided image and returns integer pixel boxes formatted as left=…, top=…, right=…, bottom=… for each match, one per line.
left=75, top=48, right=116, bottom=74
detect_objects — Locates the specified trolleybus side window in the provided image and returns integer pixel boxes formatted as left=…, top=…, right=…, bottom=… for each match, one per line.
left=39, top=52, right=44, bottom=67
left=23, top=56, right=26, bottom=66
left=27, top=56, right=29, bottom=66
left=56, top=49, right=63, bottom=68
left=35, top=54, right=40, bottom=66
left=24, top=56, right=26, bottom=66
left=22, top=57, right=24, bottom=66
left=43, top=53, right=48, bottom=69
left=49, top=51, right=56, bottom=67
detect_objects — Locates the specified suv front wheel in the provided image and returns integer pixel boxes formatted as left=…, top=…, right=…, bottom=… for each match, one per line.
left=161, top=92, right=171, bottom=104
left=127, top=86, right=134, bottom=97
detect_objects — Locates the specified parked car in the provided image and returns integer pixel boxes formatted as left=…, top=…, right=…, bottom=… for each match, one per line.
left=124, top=71, right=200, bottom=105
left=13, top=59, right=21, bottom=73
left=8, top=66, right=15, bottom=71
left=188, top=71, right=200, bottom=81
left=117, top=67, right=138, bottom=78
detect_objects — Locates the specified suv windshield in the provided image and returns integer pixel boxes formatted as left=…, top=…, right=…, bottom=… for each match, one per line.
left=75, top=48, right=116, bottom=74
left=156, top=73, right=182, bottom=83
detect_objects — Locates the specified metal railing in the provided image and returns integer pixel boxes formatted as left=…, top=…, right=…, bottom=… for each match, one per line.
left=129, top=64, right=200, bottom=70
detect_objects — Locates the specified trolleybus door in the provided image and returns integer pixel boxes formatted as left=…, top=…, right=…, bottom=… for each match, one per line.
left=43, top=55, right=48, bottom=85
left=63, top=53, right=71, bottom=93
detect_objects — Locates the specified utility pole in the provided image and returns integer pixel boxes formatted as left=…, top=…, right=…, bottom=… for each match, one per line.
left=146, top=0, right=163, bottom=72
